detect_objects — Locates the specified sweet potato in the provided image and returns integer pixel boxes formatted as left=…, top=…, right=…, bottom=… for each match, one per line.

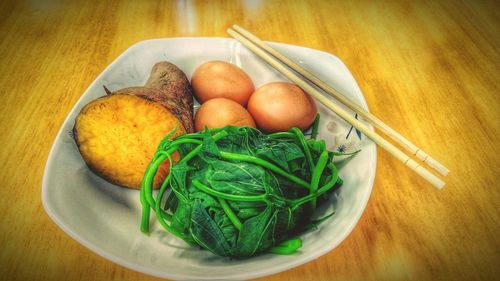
left=143, top=61, right=194, bottom=132
left=73, top=61, right=194, bottom=189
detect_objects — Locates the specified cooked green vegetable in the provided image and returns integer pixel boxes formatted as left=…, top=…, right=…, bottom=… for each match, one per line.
left=140, top=124, right=343, bottom=258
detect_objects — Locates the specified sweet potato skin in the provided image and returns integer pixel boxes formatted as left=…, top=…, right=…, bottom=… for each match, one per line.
left=74, top=61, right=194, bottom=189
left=144, top=61, right=194, bottom=132
left=74, top=94, right=185, bottom=189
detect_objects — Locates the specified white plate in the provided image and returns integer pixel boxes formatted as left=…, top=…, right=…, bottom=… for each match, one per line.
left=42, top=38, right=376, bottom=280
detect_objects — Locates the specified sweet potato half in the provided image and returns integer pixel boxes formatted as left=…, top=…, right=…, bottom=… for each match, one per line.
left=74, top=61, right=194, bottom=189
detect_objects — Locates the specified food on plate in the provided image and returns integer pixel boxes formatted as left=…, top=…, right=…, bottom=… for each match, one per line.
left=74, top=57, right=345, bottom=257
left=143, top=61, right=195, bottom=132
left=74, top=61, right=193, bottom=189
left=74, top=94, right=185, bottom=189
left=194, top=98, right=256, bottom=131
left=140, top=125, right=343, bottom=258
left=248, top=82, right=317, bottom=132
left=191, top=60, right=255, bottom=106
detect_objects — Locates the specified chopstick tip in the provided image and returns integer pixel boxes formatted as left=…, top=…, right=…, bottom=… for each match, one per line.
left=425, top=157, right=450, bottom=176
left=435, top=181, right=446, bottom=190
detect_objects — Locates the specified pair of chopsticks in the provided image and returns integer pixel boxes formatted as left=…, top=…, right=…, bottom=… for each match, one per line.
left=227, top=24, right=448, bottom=189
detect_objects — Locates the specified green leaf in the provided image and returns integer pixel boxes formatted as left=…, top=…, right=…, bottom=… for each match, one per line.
left=141, top=124, right=346, bottom=259
left=233, top=206, right=277, bottom=257
left=171, top=200, right=191, bottom=234
left=203, top=160, right=268, bottom=195
left=189, top=200, right=231, bottom=257
left=254, top=139, right=304, bottom=172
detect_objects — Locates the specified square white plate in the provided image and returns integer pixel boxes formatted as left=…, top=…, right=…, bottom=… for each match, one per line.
left=42, top=38, right=376, bottom=280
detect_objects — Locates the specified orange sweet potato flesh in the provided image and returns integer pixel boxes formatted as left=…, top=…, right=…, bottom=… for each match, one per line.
left=73, top=61, right=194, bottom=189
left=74, top=94, right=186, bottom=189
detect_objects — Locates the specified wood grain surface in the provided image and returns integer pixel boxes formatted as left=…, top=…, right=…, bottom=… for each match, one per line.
left=1, top=0, right=499, bottom=280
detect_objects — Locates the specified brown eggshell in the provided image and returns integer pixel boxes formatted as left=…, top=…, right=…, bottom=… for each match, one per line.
left=191, top=61, right=255, bottom=106
left=247, top=82, right=317, bottom=132
left=194, top=98, right=256, bottom=131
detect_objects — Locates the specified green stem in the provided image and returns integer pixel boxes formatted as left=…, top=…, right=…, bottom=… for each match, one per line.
left=154, top=155, right=185, bottom=239
left=154, top=153, right=173, bottom=214
left=289, top=127, right=315, bottom=172
left=174, top=132, right=204, bottom=140
left=171, top=138, right=203, bottom=146
left=219, top=151, right=310, bottom=190
left=141, top=141, right=184, bottom=233
left=153, top=138, right=202, bottom=162
left=309, top=149, right=329, bottom=210
left=179, top=130, right=229, bottom=164
left=140, top=182, right=150, bottom=233
left=148, top=132, right=215, bottom=202
left=292, top=163, right=338, bottom=209
left=192, top=179, right=267, bottom=202
left=269, top=238, right=302, bottom=255
left=143, top=154, right=169, bottom=208
left=140, top=152, right=169, bottom=234
left=218, top=198, right=242, bottom=231
left=152, top=154, right=186, bottom=239
left=310, top=114, right=320, bottom=140
left=267, top=132, right=295, bottom=139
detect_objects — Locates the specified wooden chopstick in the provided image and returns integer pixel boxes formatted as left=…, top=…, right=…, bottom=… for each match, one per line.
left=227, top=27, right=446, bottom=189
left=232, top=24, right=449, bottom=177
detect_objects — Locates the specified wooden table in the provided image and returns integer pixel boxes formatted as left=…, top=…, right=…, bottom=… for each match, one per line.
left=1, top=1, right=498, bottom=280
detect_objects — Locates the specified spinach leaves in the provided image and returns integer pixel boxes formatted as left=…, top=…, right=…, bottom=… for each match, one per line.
left=140, top=125, right=343, bottom=258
